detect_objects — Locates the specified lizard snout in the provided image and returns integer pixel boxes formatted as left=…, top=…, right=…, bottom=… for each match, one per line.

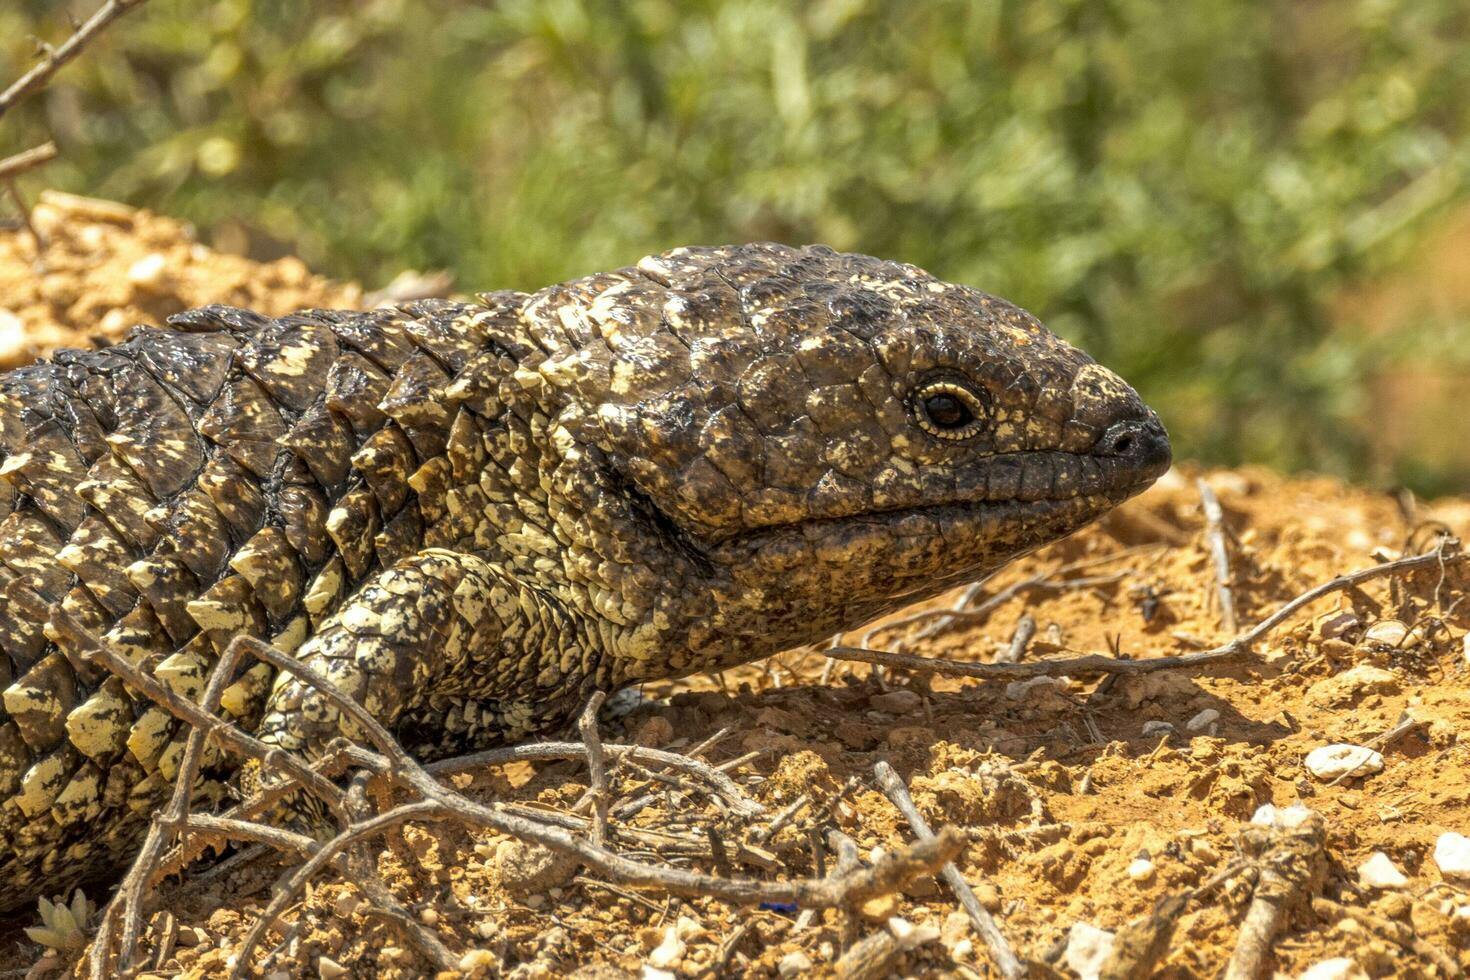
left=1093, top=415, right=1172, bottom=477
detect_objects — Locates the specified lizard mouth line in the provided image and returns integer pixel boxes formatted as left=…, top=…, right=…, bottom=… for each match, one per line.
left=709, top=462, right=1162, bottom=555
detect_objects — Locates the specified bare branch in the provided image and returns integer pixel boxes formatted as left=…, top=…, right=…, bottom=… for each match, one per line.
left=0, top=142, right=58, bottom=182
left=0, top=1, right=151, bottom=123
left=825, top=544, right=1465, bottom=682
left=873, top=761, right=1025, bottom=979
left=1198, top=479, right=1239, bottom=635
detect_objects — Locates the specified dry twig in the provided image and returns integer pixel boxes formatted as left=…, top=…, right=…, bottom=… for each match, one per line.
left=1223, top=812, right=1327, bottom=980
left=873, top=761, right=1026, bottom=979
left=0, top=1, right=152, bottom=123
left=1198, top=479, right=1239, bottom=635
left=29, top=594, right=966, bottom=977
left=825, top=543, right=1465, bottom=682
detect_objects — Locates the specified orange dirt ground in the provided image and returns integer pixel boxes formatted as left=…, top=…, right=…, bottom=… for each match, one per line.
left=0, top=200, right=1466, bottom=979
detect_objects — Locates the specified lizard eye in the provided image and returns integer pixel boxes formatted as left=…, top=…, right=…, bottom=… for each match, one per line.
left=912, top=380, right=988, bottom=440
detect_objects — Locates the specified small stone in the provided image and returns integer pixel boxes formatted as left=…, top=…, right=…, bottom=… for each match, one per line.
left=1306, top=665, right=1400, bottom=707
left=1316, top=612, right=1361, bottom=641
left=332, top=891, right=364, bottom=918
left=0, top=310, right=27, bottom=365
left=1062, top=921, right=1116, bottom=980
left=1250, top=802, right=1317, bottom=829
left=647, top=924, right=684, bottom=969
left=631, top=715, right=675, bottom=747
left=458, top=950, right=499, bottom=974
left=1363, top=620, right=1411, bottom=647
left=777, top=951, right=813, bottom=977
left=859, top=892, right=900, bottom=921
left=641, top=968, right=676, bottom=980
left=867, top=689, right=923, bottom=714
left=1141, top=720, right=1174, bottom=738
left=126, top=253, right=170, bottom=292
left=317, top=956, right=348, bottom=980
left=492, top=839, right=580, bottom=894
left=951, top=939, right=973, bottom=960
left=886, top=916, right=940, bottom=950
left=1185, top=708, right=1220, bottom=733
left=1298, top=958, right=1368, bottom=980
left=1189, top=838, right=1220, bottom=863
left=1127, top=857, right=1156, bottom=882
left=1357, top=852, right=1408, bottom=890
left=940, top=910, right=971, bottom=949
left=1304, top=744, right=1383, bottom=781
left=1433, top=832, right=1470, bottom=880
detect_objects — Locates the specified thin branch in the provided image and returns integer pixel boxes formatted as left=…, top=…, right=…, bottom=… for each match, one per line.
left=0, top=142, right=58, bottom=182
left=0, top=1, right=151, bottom=123
left=873, top=762, right=1025, bottom=980
left=576, top=691, right=610, bottom=847
left=1198, top=479, right=1239, bottom=635
left=825, top=544, right=1465, bottom=681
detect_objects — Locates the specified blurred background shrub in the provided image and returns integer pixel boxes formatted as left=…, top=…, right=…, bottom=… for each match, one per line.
left=3, top=0, right=1470, bottom=492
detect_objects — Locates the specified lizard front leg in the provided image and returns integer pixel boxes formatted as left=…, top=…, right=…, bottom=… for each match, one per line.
left=253, top=548, right=590, bottom=773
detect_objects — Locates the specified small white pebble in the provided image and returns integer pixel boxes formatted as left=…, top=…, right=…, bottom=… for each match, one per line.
left=1127, top=857, right=1156, bottom=882
left=1062, top=921, right=1116, bottom=980
left=1364, top=620, right=1410, bottom=646
left=641, top=968, right=676, bottom=980
left=0, top=310, right=27, bottom=364
left=952, top=938, right=973, bottom=960
left=1433, top=832, right=1470, bottom=880
left=1250, top=803, right=1316, bottom=828
left=458, top=950, right=498, bottom=973
left=1304, top=744, right=1383, bottom=781
left=1356, top=851, right=1408, bottom=890
left=1185, top=708, right=1220, bottom=733
left=1189, top=838, right=1220, bottom=863
left=778, top=951, right=813, bottom=977
left=647, top=925, right=684, bottom=969
left=126, top=252, right=169, bottom=290
left=420, top=907, right=439, bottom=926
left=317, top=956, right=348, bottom=980
left=1298, top=957, right=1368, bottom=980
left=886, top=916, right=940, bottom=950
left=1141, top=720, right=1175, bottom=738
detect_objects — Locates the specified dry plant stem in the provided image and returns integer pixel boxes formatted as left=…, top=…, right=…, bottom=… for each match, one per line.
left=173, top=624, right=966, bottom=901
left=230, top=800, right=449, bottom=979
left=834, top=928, right=904, bottom=980
left=1198, top=479, right=1239, bottom=635
left=873, top=761, right=1025, bottom=980
left=106, top=634, right=252, bottom=979
left=1224, top=818, right=1327, bottom=980
left=577, top=691, right=611, bottom=846
left=0, top=1, right=152, bottom=121
left=431, top=741, right=761, bottom=817
left=999, top=613, right=1036, bottom=664
left=828, top=546, right=1465, bottom=681
left=0, top=142, right=58, bottom=181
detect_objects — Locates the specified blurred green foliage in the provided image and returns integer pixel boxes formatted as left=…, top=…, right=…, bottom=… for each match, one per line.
left=3, top=0, right=1470, bottom=488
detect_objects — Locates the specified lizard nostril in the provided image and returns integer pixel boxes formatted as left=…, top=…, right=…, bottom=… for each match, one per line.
left=1096, top=418, right=1171, bottom=471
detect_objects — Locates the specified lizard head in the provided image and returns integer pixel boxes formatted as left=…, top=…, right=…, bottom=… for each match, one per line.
left=517, top=243, right=1169, bottom=679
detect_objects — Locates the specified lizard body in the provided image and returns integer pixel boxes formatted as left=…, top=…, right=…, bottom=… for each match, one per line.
left=0, top=243, right=1168, bottom=913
